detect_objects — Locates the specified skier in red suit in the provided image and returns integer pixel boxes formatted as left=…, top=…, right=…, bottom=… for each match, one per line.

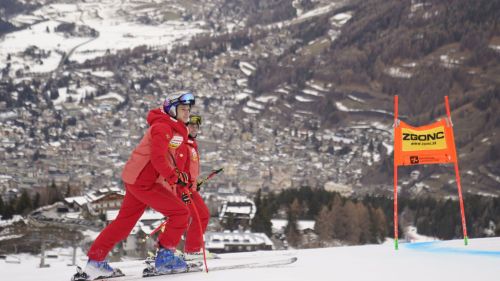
left=181, top=114, right=213, bottom=260
left=82, top=92, right=196, bottom=280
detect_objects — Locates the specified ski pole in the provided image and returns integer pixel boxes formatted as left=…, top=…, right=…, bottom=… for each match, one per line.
left=184, top=190, right=209, bottom=273
left=196, top=168, right=224, bottom=190
left=147, top=220, right=168, bottom=239
left=166, top=154, right=218, bottom=272
left=183, top=168, right=223, bottom=272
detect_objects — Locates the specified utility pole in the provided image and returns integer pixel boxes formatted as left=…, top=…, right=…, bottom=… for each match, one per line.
left=69, top=245, right=77, bottom=266
left=67, top=229, right=81, bottom=266
left=39, top=241, right=50, bottom=268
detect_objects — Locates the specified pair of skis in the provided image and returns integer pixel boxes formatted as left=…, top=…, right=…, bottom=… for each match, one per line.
left=72, top=256, right=298, bottom=280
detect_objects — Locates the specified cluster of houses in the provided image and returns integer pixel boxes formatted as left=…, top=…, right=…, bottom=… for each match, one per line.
left=56, top=187, right=273, bottom=257
left=0, top=0, right=396, bottom=206
left=0, top=0, right=397, bottom=257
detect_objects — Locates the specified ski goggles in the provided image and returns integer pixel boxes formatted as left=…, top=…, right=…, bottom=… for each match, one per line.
left=188, top=114, right=202, bottom=125
left=172, top=92, right=195, bottom=106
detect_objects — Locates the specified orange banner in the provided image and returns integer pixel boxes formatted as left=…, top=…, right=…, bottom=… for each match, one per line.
left=394, top=119, right=457, bottom=166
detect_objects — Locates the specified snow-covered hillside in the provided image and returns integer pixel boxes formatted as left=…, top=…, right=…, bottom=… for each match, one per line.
left=1, top=237, right=499, bottom=281
left=1, top=0, right=206, bottom=74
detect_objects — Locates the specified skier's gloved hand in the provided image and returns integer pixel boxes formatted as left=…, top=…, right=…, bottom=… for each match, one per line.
left=166, top=169, right=189, bottom=186
left=196, top=180, right=203, bottom=191
left=180, top=188, right=192, bottom=204
left=176, top=171, right=189, bottom=187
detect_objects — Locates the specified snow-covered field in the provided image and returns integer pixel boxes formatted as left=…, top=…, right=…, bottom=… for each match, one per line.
left=1, top=237, right=499, bottom=281
left=0, top=0, right=206, bottom=74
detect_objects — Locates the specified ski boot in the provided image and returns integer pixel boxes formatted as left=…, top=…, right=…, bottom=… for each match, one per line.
left=154, top=248, right=188, bottom=274
left=72, top=260, right=123, bottom=280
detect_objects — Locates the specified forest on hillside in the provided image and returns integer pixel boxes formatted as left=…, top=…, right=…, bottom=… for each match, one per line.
left=251, top=187, right=500, bottom=247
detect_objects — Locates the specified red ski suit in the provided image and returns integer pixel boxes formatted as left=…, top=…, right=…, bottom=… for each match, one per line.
left=183, top=137, right=210, bottom=253
left=87, top=109, right=191, bottom=261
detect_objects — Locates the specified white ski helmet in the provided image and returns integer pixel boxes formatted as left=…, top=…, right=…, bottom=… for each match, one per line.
left=163, top=92, right=195, bottom=118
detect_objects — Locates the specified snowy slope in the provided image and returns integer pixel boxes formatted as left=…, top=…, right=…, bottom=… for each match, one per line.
left=1, top=237, right=499, bottom=281
left=0, top=0, right=206, bottom=73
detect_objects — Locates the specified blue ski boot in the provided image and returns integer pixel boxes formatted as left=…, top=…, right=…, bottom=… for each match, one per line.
left=155, top=248, right=187, bottom=274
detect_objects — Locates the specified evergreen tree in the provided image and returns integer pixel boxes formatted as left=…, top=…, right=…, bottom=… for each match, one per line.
left=368, top=139, right=374, bottom=152
left=15, top=189, right=33, bottom=215
left=48, top=180, right=62, bottom=204
left=0, top=196, right=4, bottom=216
left=32, top=192, right=40, bottom=210
left=251, top=189, right=273, bottom=236
left=2, top=200, right=15, bottom=220
left=33, top=149, right=40, bottom=161
left=285, top=199, right=301, bottom=247
left=65, top=183, right=72, bottom=197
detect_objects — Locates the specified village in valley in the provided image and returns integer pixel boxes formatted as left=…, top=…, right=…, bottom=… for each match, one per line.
left=1, top=0, right=499, bottom=260
left=0, top=0, right=387, bottom=257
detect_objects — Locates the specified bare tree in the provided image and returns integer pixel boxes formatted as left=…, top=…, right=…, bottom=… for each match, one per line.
left=315, top=206, right=334, bottom=242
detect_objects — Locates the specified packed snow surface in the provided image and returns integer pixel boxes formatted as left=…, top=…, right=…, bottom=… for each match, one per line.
left=0, top=237, right=499, bottom=281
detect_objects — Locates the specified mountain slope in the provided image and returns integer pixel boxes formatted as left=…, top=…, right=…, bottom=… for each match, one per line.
left=333, top=0, right=500, bottom=194
left=245, top=0, right=500, bottom=194
left=0, top=0, right=498, bottom=198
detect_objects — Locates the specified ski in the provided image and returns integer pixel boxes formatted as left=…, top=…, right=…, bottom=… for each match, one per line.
left=207, top=256, right=298, bottom=272
left=142, top=256, right=298, bottom=277
left=180, top=252, right=220, bottom=261
left=211, top=251, right=297, bottom=261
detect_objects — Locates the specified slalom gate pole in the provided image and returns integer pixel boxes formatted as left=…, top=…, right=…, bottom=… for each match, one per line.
left=444, top=96, right=468, bottom=246
left=393, top=95, right=399, bottom=250
left=394, top=164, right=399, bottom=250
